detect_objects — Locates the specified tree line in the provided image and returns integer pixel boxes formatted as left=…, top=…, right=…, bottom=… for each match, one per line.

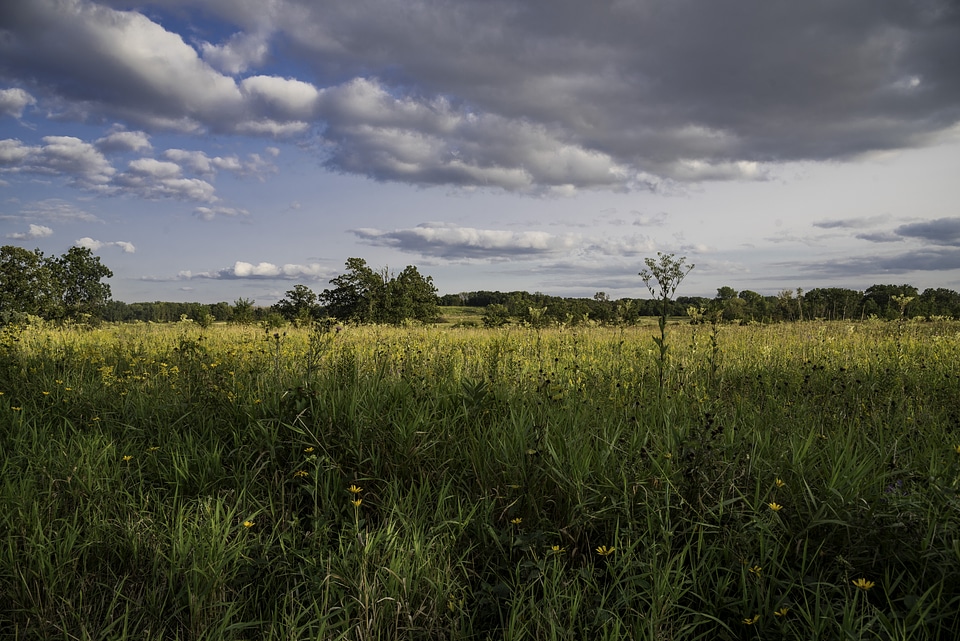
left=442, top=284, right=960, bottom=326
left=4, top=245, right=960, bottom=326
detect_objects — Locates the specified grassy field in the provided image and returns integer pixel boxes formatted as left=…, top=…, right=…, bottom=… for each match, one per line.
left=1, top=318, right=959, bottom=640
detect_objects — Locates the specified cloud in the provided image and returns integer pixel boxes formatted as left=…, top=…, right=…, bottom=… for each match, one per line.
left=194, top=205, right=249, bottom=220
left=14, top=198, right=101, bottom=223
left=240, top=75, right=320, bottom=120
left=74, top=237, right=135, bottom=253
left=113, top=158, right=217, bottom=201
left=856, top=231, right=903, bottom=243
left=200, top=31, right=270, bottom=75
left=161, top=148, right=272, bottom=178
left=813, top=215, right=894, bottom=229
left=352, top=222, right=578, bottom=259
left=2, top=0, right=959, bottom=192
left=96, top=128, right=152, bottom=152
left=6, top=224, right=53, bottom=239
left=792, top=247, right=960, bottom=277
left=0, top=87, right=36, bottom=118
left=0, top=0, right=307, bottom=136
left=179, top=260, right=329, bottom=280
left=0, top=136, right=115, bottom=189
left=895, top=217, right=960, bottom=246
left=0, top=139, right=35, bottom=165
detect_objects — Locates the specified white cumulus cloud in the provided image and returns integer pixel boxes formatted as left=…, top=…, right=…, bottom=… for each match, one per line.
left=0, top=88, right=36, bottom=118
left=74, top=237, right=135, bottom=253
left=6, top=224, right=53, bottom=240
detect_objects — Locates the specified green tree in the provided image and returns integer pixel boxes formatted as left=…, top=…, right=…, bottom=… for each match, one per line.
left=481, top=303, right=511, bottom=327
left=863, top=284, right=919, bottom=319
left=210, top=301, right=234, bottom=322
left=383, top=265, right=439, bottom=324
left=53, top=246, right=113, bottom=320
left=273, top=284, right=321, bottom=324
left=321, top=258, right=386, bottom=323
left=0, top=246, right=61, bottom=321
left=232, top=298, right=255, bottom=324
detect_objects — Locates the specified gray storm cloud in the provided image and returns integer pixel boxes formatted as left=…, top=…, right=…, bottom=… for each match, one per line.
left=1, top=0, right=957, bottom=192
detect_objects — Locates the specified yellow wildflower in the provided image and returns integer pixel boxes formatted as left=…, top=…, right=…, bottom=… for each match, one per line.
left=743, top=614, right=760, bottom=625
left=351, top=498, right=362, bottom=508
left=748, top=565, right=762, bottom=577
left=122, top=455, right=133, bottom=462
left=775, top=478, right=786, bottom=488
left=550, top=545, right=566, bottom=554
left=510, top=517, right=522, bottom=525
left=774, top=607, right=790, bottom=617
left=768, top=502, right=783, bottom=512
left=852, top=578, right=875, bottom=591
left=595, top=545, right=615, bottom=556
left=294, top=470, right=309, bottom=478
left=348, top=484, right=363, bottom=494
left=243, top=521, right=255, bottom=528
left=304, top=447, right=314, bottom=453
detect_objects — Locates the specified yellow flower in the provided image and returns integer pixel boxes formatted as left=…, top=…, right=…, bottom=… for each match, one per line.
left=11, top=406, right=21, bottom=411
left=243, top=520, right=255, bottom=528
left=663, top=452, right=672, bottom=459
left=550, top=545, right=566, bottom=554
left=510, top=517, right=523, bottom=525
left=122, top=455, right=133, bottom=462
left=775, top=478, right=786, bottom=488
left=743, top=614, right=760, bottom=625
left=595, top=545, right=615, bottom=556
left=954, top=444, right=960, bottom=455
left=351, top=498, right=362, bottom=507
left=42, top=391, right=50, bottom=396
left=852, top=578, right=875, bottom=590
left=774, top=607, right=790, bottom=617
left=748, top=565, right=762, bottom=577
left=294, top=470, right=309, bottom=478
left=147, top=446, right=159, bottom=451
left=767, top=502, right=783, bottom=512
left=348, top=484, right=363, bottom=494
left=304, top=447, right=314, bottom=453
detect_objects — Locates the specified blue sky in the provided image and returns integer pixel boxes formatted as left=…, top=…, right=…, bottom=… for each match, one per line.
left=1, top=0, right=959, bottom=304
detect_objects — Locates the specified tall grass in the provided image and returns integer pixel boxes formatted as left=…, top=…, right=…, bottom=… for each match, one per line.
left=1, top=318, right=959, bottom=639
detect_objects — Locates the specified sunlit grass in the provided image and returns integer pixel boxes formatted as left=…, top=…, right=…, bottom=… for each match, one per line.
left=1, top=318, right=959, bottom=639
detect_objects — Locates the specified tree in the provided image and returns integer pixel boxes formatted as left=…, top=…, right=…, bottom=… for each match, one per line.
left=0, top=246, right=60, bottom=321
left=321, top=258, right=386, bottom=323
left=321, top=258, right=439, bottom=325
left=54, top=246, right=113, bottom=319
left=917, top=288, right=960, bottom=318
left=862, top=284, right=919, bottom=319
left=482, top=303, right=511, bottom=327
left=273, top=284, right=321, bottom=324
left=383, top=265, right=439, bottom=324
left=233, top=298, right=255, bottom=324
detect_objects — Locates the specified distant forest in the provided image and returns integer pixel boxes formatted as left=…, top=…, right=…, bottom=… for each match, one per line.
left=4, top=245, right=959, bottom=326
left=94, top=283, right=958, bottom=326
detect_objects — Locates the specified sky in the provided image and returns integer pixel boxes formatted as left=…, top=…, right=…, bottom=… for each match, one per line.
left=1, top=0, right=959, bottom=305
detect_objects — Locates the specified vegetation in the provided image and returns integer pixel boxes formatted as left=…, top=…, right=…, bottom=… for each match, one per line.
left=2, top=317, right=959, bottom=639
left=0, top=245, right=113, bottom=323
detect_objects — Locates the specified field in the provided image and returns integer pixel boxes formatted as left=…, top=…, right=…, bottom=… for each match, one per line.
left=2, top=319, right=959, bottom=640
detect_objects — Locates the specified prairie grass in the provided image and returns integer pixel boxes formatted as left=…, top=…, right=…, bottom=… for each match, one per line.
left=1, top=319, right=959, bottom=639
